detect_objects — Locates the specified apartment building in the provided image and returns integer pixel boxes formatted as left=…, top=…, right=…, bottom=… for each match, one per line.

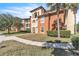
left=30, top=6, right=75, bottom=34
left=30, top=6, right=46, bottom=33
left=21, top=18, right=30, bottom=31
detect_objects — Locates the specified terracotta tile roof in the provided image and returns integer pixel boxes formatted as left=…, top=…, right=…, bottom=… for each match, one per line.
left=38, top=9, right=64, bottom=17
left=22, top=18, right=30, bottom=20
left=30, top=6, right=46, bottom=12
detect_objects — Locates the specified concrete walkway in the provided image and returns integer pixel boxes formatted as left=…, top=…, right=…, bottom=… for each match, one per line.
left=0, top=35, right=74, bottom=49
left=0, top=35, right=45, bottom=47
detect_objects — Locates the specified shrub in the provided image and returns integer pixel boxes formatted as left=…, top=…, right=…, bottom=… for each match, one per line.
left=71, top=36, right=79, bottom=49
left=55, top=40, right=61, bottom=43
left=46, top=41, right=54, bottom=43
left=47, top=30, right=71, bottom=38
left=26, top=28, right=31, bottom=33
left=20, top=28, right=31, bottom=33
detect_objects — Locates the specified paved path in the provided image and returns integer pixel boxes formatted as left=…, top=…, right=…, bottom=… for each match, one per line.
left=0, top=35, right=45, bottom=47
left=0, top=35, right=74, bottom=48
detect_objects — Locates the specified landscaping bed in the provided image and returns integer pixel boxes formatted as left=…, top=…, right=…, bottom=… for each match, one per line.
left=18, top=33, right=71, bottom=42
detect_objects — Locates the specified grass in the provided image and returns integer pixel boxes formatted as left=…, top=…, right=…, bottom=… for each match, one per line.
left=0, top=40, right=53, bottom=56
left=18, top=33, right=71, bottom=42
left=1, top=31, right=28, bottom=36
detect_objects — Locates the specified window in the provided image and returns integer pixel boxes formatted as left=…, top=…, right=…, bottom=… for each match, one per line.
left=26, top=24, right=28, bottom=27
left=40, top=16, right=44, bottom=32
left=33, top=20, right=35, bottom=23
left=41, top=23, right=44, bottom=32
left=34, top=12, right=37, bottom=18
left=40, top=16, right=44, bottom=23
left=26, top=24, right=30, bottom=27
left=28, top=24, right=30, bottom=27
left=38, top=12, right=39, bottom=16
left=32, top=12, right=38, bottom=18
left=41, top=26, right=44, bottom=32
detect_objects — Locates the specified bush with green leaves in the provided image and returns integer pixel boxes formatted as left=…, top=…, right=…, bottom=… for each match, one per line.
left=26, top=28, right=31, bottom=33
left=20, top=28, right=31, bottom=33
left=47, top=30, right=71, bottom=38
left=71, top=36, right=79, bottom=49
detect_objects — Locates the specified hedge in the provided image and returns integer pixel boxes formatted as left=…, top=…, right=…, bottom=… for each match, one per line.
left=20, top=28, right=31, bottom=33
left=71, top=36, right=79, bottom=49
left=47, top=30, right=71, bottom=38
left=26, top=28, right=31, bottom=33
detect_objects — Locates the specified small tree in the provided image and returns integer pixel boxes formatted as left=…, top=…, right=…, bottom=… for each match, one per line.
left=0, top=14, right=17, bottom=33
left=14, top=17, right=23, bottom=31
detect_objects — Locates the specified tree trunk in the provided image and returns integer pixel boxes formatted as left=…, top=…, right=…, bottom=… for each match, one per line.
left=7, top=27, right=10, bottom=34
left=57, top=4, right=60, bottom=40
left=57, top=13, right=60, bottom=40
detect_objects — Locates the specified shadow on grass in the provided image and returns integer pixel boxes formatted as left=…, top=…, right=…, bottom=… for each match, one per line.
left=51, top=48, right=75, bottom=56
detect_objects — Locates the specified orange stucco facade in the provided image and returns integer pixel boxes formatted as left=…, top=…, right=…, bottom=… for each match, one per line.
left=38, top=10, right=65, bottom=33
left=30, top=6, right=66, bottom=34
left=38, top=16, right=49, bottom=33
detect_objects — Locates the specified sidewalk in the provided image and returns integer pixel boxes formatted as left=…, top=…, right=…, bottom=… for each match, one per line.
left=0, top=35, right=45, bottom=47
left=0, top=35, right=74, bottom=49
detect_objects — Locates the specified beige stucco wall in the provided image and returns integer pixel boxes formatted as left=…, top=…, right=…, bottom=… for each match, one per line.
left=21, top=20, right=30, bottom=31
left=65, top=9, right=75, bottom=34
left=31, top=9, right=45, bottom=33
left=31, top=18, right=38, bottom=33
left=32, top=9, right=44, bottom=18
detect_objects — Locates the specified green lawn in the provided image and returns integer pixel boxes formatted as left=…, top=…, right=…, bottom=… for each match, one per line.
left=1, top=31, right=28, bottom=36
left=0, top=40, right=53, bottom=56
left=18, top=33, right=71, bottom=42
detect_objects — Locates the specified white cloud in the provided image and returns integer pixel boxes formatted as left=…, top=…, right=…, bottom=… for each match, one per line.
left=0, top=7, right=32, bottom=18
left=0, top=3, right=47, bottom=18
left=0, top=5, right=41, bottom=18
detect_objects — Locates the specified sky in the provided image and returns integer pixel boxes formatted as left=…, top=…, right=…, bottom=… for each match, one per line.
left=0, top=3, right=47, bottom=18
left=0, top=3, right=79, bottom=23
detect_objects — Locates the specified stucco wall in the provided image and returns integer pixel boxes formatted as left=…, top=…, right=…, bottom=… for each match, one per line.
left=31, top=18, right=38, bottom=33
left=49, top=12, right=64, bottom=31
left=44, top=16, right=49, bottom=33
left=65, top=9, right=75, bottom=34
left=31, top=9, right=45, bottom=33
left=38, top=12, right=64, bottom=33
left=21, top=20, right=30, bottom=31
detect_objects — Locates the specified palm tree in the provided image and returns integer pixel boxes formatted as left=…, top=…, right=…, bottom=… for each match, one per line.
left=47, top=3, right=78, bottom=37
left=47, top=3, right=62, bottom=40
